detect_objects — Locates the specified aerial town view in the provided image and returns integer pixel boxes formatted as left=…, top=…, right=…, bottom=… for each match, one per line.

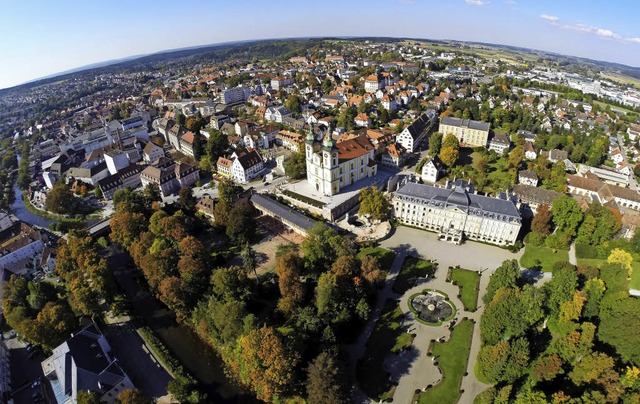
left=2, top=1, right=640, bottom=404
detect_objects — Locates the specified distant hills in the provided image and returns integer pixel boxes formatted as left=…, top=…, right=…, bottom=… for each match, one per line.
left=2, top=36, right=640, bottom=95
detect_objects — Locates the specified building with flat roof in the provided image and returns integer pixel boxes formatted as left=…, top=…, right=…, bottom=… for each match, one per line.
left=393, top=181, right=521, bottom=245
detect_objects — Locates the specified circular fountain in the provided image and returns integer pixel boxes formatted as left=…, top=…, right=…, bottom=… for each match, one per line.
left=410, top=291, right=455, bottom=325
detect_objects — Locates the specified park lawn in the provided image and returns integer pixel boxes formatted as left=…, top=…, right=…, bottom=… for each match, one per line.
left=358, top=247, right=396, bottom=273
left=394, top=256, right=435, bottom=294
left=520, top=244, right=569, bottom=272
left=577, top=258, right=640, bottom=290
left=358, top=300, right=414, bottom=401
left=418, top=319, right=475, bottom=404
left=450, top=268, right=480, bottom=312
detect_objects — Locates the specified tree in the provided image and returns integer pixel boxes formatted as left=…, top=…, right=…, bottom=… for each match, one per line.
left=306, top=352, right=349, bottom=404
left=442, top=133, right=460, bottom=149
left=211, top=266, right=251, bottom=303
left=531, top=204, right=553, bottom=236
left=228, top=325, right=299, bottom=402
left=178, top=186, right=197, bottom=211
left=241, top=244, right=258, bottom=279
left=608, top=248, right=633, bottom=278
left=110, top=210, right=147, bottom=249
left=142, top=183, right=162, bottom=207
left=507, top=146, right=524, bottom=170
left=207, top=129, right=230, bottom=163
left=358, top=186, right=391, bottom=222
left=552, top=196, right=584, bottom=236
left=275, top=251, right=305, bottom=313
left=483, top=259, right=520, bottom=304
left=31, top=302, right=77, bottom=350
left=285, top=94, right=302, bottom=114
left=283, top=151, right=307, bottom=179
left=360, top=255, right=385, bottom=289
left=439, top=146, right=459, bottom=167
left=429, top=132, right=443, bottom=156
left=476, top=338, right=530, bottom=384
left=532, top=353, right=564, bottom=382
left=226, top=203, right=254, bottom=244
left=546, top=263, right=578, bottom=317
left=46, top=181, right=75, bottom=214
left=77, top=391, right=101, bottom=404
left=116, top=389, right=151, bottom=404
left=599, top=292, right=640, bottom=365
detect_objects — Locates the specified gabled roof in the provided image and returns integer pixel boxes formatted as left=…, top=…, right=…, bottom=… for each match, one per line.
left=440, top=116, right=490, bottom=132
left=235, top=150, right=263, bottom=170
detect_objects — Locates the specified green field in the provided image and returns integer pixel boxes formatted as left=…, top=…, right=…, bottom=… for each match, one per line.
left=520, top=244, right=569, bottom=272
left=450, top=268, right=480, bottom=312
left=358, top=300, right=414, bottom=402
left=357, top=246, right=396, bottom=273
left=418, top=319, right=475, bottom=404
left=394, top=256, right=435, bottom=294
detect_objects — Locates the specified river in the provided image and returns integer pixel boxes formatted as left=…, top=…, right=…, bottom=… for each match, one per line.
left=10, top=184, right=53, bottom=228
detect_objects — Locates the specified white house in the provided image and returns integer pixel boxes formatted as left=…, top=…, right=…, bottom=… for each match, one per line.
left=264, top=106, right=292, bottom=123
left=421, top=156, right=444, bottom=184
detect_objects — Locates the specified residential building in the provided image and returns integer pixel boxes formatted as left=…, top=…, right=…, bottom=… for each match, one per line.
left=222, top=86, right=250, bottom=104
left=511, top=184, right=562, bottom=217
left=97, top=164, right=144, bottom=200
left=518, top=170, right=539, bottom=186
left=305, top=133, right=377, bottom=196
left=354, top=113, right=371, bottom=128
left=179, top=131, right=201, bottom=158
left=142, top=141, right=165, bottom=164
left=276, top=130, right=304, bottom=151
left=264, top=106, right=292, bottom=123
left=270, top=76, right=294, bottom=91
left=439, top=116, right=490, bottom=148
left=104, top=151, right=129, bottom=175
left=381, top=143, right=407, bottom=168
left=195, top=196, right=216, bottom=220
left=364, top=74, right=382, bottom=93
left=66, top=162, right=110, bottom=186
left=140, top=158, right=199, bottom=197
left=396, top=110, right=437, bottom=152
left=393, top=181, right=522, bottom=246
left=421, top=156, right=444, bottom=184
left=546, top=149, right=568, bottom=163
left=488, top=133, right=511, bottom=154
left=524, top=142, right=537, bottom=160
left=217, top=150, right=264, bottom=184
left=567, top=174, right=640, bottom=211
left=41, top=323, right=135, bottom=404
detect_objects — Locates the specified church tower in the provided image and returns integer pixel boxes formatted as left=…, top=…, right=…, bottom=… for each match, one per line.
left=321, top=133, right=339, bottom=195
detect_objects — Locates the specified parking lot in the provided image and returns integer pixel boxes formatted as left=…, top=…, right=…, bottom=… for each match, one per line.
left=3, top=334, right=53, bottom=404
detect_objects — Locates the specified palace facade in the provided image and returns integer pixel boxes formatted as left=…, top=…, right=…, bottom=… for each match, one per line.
left=393, top=181, right=521, bottom=246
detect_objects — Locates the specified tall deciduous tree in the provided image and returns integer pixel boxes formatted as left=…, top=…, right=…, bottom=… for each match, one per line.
left=229, top=326, right=299, bottom=402
left=358, top=186, right=391, bottom=222
left=46, top=181, right=75, bottom=214
left=306, top=352, right=349, bottom=404
left=429, top=132, right=443, bottom=156
left=531, top=204, right=552, bottom=236
left=552, top=196, right=584, bottom=236
left=275, top=251, right=305, bottom=314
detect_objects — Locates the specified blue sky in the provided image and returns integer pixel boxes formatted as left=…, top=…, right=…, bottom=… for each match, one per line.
left=1, top=0, right=639, bottom=90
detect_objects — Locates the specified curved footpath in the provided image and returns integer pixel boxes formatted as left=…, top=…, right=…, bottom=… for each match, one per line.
left=349, top=226, right=523, bottom=404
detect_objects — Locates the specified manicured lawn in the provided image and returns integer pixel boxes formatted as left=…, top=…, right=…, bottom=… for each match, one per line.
left=418, top=319, right=474, bottom=404
left=520, top=244, right=569, bottom=272
left=357, top=246, right=396, bottom=273
left=393, top=256, right=435, bottom=294
left=358, top=300, right=414, bottom=402
left=577, top=258, right=640, bottom=290
left=450, top=268, right=480, bottom=312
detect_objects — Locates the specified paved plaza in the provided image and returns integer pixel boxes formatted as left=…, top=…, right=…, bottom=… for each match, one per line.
left=351, top=225, right=523, bottom=404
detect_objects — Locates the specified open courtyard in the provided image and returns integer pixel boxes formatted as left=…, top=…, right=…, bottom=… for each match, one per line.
left=355, top=225, right=525, bottom=404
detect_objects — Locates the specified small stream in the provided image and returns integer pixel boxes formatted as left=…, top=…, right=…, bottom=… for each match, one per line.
left=9, top=183, right=53, bottom=228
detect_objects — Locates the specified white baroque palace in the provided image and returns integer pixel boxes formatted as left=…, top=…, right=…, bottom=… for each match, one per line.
left=393, top=181, right=522, bottom=246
